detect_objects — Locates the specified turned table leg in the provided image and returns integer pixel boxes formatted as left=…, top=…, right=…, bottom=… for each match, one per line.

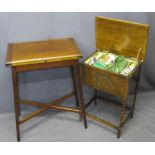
left=94, top=89, right=98, bottom=105
left=131, top=65, right=142, bottom=119
left=117, top=102, right=126, bottom=138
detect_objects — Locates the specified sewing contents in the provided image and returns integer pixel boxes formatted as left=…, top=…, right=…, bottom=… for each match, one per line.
left=84, top=50, right=138, bottom=76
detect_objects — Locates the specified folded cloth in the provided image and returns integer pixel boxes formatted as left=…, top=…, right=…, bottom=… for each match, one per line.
left=111, top=56, right=128, bottom=73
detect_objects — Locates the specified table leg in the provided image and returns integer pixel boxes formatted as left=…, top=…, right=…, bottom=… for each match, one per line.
left=94, top=89, right=98, bottom=105
left=131, top=65, right=142, bottom=119
left=71, top=66, right=79, bottom=107
left=74, top=62, right=87, bottom=128
left=117, top=102, right=126, bottom=138
left=12, top=67, right=20, bottom=141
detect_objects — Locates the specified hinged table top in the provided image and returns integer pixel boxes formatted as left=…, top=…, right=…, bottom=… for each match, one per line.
left=6, top=38, right=82, bottom=66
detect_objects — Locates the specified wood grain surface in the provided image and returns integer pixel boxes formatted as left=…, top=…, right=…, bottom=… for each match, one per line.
left=6, top=38, right=82, bottom=66
left=96, top=16, right=149, bottom=61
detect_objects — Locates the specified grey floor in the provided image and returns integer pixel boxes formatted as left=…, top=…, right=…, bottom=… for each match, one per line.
left=0, top=92, right=155, bottom=142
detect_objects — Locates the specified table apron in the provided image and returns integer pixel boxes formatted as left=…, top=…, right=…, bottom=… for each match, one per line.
left=13, top=59, right=78, bottom=72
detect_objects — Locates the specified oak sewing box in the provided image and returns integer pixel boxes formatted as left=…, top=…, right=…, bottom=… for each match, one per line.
left=6, top=38, right=87, bottom=141
left=82, top=16, right=149, bottom=138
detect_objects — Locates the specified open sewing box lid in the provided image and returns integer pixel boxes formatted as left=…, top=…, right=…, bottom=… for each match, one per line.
left=96, top=16, right=149, bottom=62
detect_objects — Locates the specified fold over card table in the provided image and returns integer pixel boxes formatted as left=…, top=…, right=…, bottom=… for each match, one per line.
left=6, top=38, right=87, bottom=141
